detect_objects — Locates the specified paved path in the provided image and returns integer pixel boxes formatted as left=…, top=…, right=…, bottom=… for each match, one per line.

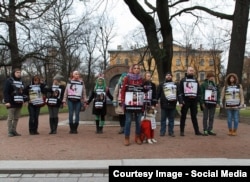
left=0, top=112, right=250, bottom=181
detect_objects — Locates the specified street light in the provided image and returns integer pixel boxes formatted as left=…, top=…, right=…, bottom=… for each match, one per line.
left=45, top=47, right=57, bottom=86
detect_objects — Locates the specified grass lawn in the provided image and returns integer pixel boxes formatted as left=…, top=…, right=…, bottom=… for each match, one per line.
left=0, top=104, right=68, bottom=120
left=1, top=104, right=249, bottom=120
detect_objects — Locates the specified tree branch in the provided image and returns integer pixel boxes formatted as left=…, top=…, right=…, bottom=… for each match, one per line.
left=171, top=6, right=234, bottom=21
left=169, top=0, right=189, bottom=8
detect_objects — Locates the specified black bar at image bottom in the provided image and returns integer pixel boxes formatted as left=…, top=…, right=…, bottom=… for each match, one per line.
left=109, top=166, right=249, bottom=182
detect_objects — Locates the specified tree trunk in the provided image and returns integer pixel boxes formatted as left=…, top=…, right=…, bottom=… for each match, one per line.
left=8, top=0, right=21, bottom=69
left=226, top=0, right=249, bottom=82
left=124, top=0, right=173, bottom=83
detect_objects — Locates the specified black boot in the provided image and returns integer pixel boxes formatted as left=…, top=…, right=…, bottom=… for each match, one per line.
left=49, top=118, right=54, bottom=134
left=73, top=123, right=79, bottom=134
left=29, top=129, right=35, bottom=135
left=95, top=120, right=100, bottom=134
left=99, top=126, right=103, bottom=134
left=69, top=123, right=74, bottom=134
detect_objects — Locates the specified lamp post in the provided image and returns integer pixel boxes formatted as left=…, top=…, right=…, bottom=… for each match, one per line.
left=45, top=47, right=57, bottom=86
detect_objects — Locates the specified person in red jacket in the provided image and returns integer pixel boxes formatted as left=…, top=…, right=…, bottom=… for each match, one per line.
left=121, top=64, right=144, bottom=146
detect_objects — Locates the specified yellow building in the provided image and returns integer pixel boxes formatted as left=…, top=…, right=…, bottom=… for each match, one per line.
left=108, top=44, right=222, bottom=85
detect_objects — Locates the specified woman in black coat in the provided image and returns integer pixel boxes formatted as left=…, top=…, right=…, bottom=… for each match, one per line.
left=86, top=76, right=113, bottom=134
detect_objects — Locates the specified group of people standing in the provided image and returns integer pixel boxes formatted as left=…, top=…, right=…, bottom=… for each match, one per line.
left=112, top=65, right=245, bottom=146
left=3, top=66, right=245, bottom=146
left=4, top=68, right=67, bottom=137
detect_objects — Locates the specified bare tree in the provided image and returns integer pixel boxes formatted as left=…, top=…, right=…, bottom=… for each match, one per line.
left=124, top=0, right=173, bottom=82
left=171, top=0, right=249, bottom=82
left=124, top=0, right=249, bottom=83
left=81, top=23, right=100, bottom=92
left=97, top=13, right=116, bottom=70
left=0, top=0, right=57, bottom=69
left=27, top=0, right=89, bottom=83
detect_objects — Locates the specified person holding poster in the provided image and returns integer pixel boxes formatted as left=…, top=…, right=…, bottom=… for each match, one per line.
left=178, top=67, right=202, bottom=136
left=63, top=71, right=87, bottom=134
left=220, top=73, right=244, bottom=136
left=86, top=76, right=113, bottom=134
left=156, top=72, right=178, bottom=137
left=200, top=72, right=220, bottom=136
left=3, top=68, right=25, bottom=137
left=46, top=74, right=65, bottom=134
left=121, top=64, right=144, bottom=146
left=24, top=75, right=46, bottom=135
left=143, top=71, right=157, bottom=107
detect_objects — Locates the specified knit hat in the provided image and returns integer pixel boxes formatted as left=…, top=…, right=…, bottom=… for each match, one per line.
left=166, top=72, right=172, bottom=76
left=206, top=72, right=215, bottom=78
left=53, top=73, right=64, bottom=81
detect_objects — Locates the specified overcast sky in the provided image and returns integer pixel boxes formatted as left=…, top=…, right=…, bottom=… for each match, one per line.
left=74, top=0, right=249, bottom=67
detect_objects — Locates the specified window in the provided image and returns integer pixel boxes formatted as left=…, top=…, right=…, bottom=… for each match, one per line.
left=176, top=59, right=181, bottom=66
left=175, top=72, right=181, bottom=82
left=199, top=72, right=205, bottom=81
left=209, top=59, right=214, bottom=66
left=124, top=58, right=129, bottom=65
left=200, top=59, right=204, bottom=66
left=116, top=58, right=121, bottom=64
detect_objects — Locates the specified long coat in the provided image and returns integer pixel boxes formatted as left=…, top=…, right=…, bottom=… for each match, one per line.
left=87, top=88, right=113, bottom=115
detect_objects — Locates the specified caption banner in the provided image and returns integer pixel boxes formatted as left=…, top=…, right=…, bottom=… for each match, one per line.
left=109, top=166, right=249, bottom=182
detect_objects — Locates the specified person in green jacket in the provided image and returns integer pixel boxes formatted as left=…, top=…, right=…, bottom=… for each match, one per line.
left=200, top=72, right=220, bottom=136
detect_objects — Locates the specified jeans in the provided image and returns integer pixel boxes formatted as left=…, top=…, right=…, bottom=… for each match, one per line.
left=7, top=107, right=21, bottom=133
left=202, top=105, right=216, bottom=131
left=67, top=100, right=81, bottom=124
left=160, top=108, right=175, bottom=135
left=28, top=104, right=41, bottom=131
left=124, top=112, right=142, bottom=136
left=226, top=109, right=239, bottom=129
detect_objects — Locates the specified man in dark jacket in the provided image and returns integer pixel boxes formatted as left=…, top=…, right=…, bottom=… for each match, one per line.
left=156, top=72, right=178, bottom=137
left=4, top=68, right=25, bottom=137
left=178, top=67, right=202, bottom=136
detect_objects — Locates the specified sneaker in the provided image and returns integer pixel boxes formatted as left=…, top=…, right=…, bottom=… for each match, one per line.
left=160, top=133, right=165, bottom=136
left=151, top=138, right=157, bottom=143
left=208, top=130, right=216, bottom=136
left=203, top=130, right=208, bottom=136
left=147, top=139, right=153, bottom=144
left=180, top=132, right=185, bottom=136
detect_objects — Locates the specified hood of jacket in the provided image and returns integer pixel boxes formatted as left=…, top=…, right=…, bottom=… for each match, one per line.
left=11, top=68, right=21, bottom=81
left=31, top=75, right=41, bottom=85
left=224, top=73, right=239, bottom=86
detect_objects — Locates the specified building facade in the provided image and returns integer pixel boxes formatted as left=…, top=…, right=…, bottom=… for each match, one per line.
left=108, top=44, right=222, bottom=85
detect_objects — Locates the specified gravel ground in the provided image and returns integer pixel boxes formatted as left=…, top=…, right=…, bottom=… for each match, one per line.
left=1, top=112, right=250, bottom=160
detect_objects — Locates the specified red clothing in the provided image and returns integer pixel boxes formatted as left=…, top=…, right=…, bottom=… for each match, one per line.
left=140, top=119, right=154, bottom=141
left=121, top=76, right=143, bottom=104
